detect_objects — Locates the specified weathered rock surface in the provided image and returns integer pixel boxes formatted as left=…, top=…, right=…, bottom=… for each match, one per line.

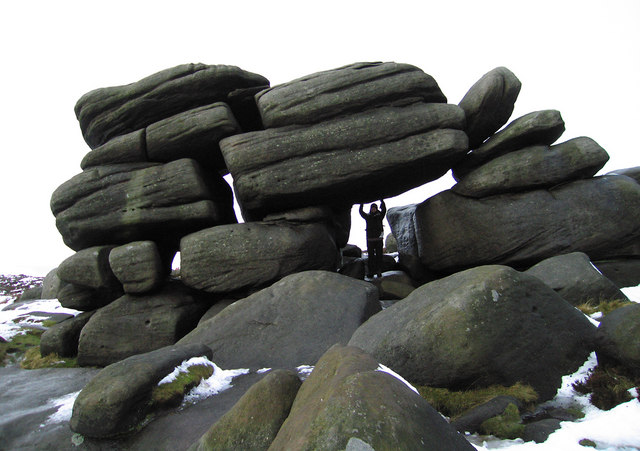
left=70, top=343, right=212, bottom=438
left=452, top=137, right=609, bottom=197
left=452, top=395, right=522, bottom=433
left=51, top=159, right=236, bottom=251
left=415, top=175, right=640, bottom=273
left=57, top=245, right=119, bottom=289
left=368, top=270, right=417, bottom=300
left=269, top=344, right=474, bottom=451
left=454, top=109, right=565, bottom=179
left=180, top=222, right=338, bottom=294
left=221, top=103, right=468, bottom=218
left=189, top=369, right=301, bottom=451
left=178, top=271, right=380, bottom=369
left=40, top=311, right=95, bottom=357
left=387, top=204, right=419, bottom=256
left=349, top=265, right=595, bottom=400
left=109, top=241, right=165, bottom=293
left=256, top=61, right=447, bottom=128
left=75, top=63, right=269, bottom=148
left=525, top=252, right=628, bottom=306
left=607, top=166, right=640, bottom=184
left=595, top=303, right=640, bottom=375
left=77, top=282, right=212, bottom=367
left=41, top=267, right=61, bottom=299
left=81, top=102, right=241, bottom=173
left=57, top=281, right=122, bottom=311
left=458, top=67, right=522, bottom=148
left=593, top=258, right=640, bottom=288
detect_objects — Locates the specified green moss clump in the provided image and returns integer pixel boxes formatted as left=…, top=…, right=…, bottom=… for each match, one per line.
left=576, top=299, right=632, bottom=317
left=20, top=347, right=78, bottom=369
left=416, top=382, right=538, bottom=419
left=572, top=365, right=638, bottom=410
left=479, top=403, right=524, bottom=439
left=579, top=438, right=597, bottom=447
left=1, top=329, right=44, bottom=366
left=151, top=364, right=214, bottom=408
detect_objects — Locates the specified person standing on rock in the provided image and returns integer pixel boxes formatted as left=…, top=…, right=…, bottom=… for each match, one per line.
left=359, top=200, right=387, bottom=278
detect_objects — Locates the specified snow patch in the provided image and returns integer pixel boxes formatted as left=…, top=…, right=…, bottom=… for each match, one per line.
left=0, top=298, right=80, bottom=340
left=40, top=391, right=81, bottom=426
left=492, top=290, right=500, bottom=302
left=376, top=363, right=419, bottom=394
left=296, top=365, right=314, bottom=380
left=257, top=368, right=272, bottom=374
left=621, top=285, right=640, bottom=303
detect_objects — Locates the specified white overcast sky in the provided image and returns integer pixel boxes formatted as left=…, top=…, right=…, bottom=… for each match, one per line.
left=1, top=0, right=638, bottom=276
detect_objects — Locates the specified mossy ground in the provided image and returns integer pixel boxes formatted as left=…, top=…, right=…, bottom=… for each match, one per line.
left=572, top=365, right=639, bottom=410
left=150, top=364, right=214, bottom=408
left=479, top=403, right=524, bottom=439
left=0, top=328, right=77, bottom=369
left=416, top=382, right=538, bottom=419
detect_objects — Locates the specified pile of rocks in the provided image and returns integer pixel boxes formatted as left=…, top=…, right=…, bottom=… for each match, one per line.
left=30, top=62, right=640, bottom=449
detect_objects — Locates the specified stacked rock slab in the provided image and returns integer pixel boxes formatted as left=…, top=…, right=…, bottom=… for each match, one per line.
left=221, top=62, right=469, bottom=220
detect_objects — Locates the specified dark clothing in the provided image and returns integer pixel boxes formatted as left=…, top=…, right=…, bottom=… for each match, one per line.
left=359, top=201, right=386, bottom=277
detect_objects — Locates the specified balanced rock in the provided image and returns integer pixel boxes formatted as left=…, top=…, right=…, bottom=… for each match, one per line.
left=51, top=159, right=236, bottom=251
left=75, top=63, right=269, bottom=148
left=77, top=281, right=212, bottom=367
left=81, top=102, right=241, bottom=173
left=525, top=252, right=628, bottom=306
left=414, top=175, right=640, bottom=273
left=349, top=265, right=595, bottom=400
left=178, top=271, right=380, bottom=369
left=109, top=241, right=165, bottom=293
left=458, top=66, right=522, bottom=148
left=180, top=222, right=338, bottom=294
left=454, top=109, right=565, bottom=179
left=452, top=137, right=609, bottom=198
left=40, top=311, right=95, bottom=357
left=188, top=369, right=301, bottom=451
left=269, top=344, right=474, bottom=451
left=221, top=103, right=467, bottom=218
left=256, top=61, right=447, bottom=128
left=70, top=343, right=212, bottom=438
left=57, top=245, right=119, bottom=289
left=595, top=303, right=640, bottom=376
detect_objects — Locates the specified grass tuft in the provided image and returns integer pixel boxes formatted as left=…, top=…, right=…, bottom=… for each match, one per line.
left=572, top=365, right=638, bottom=410
left=20, top=347, right=78, bottom=369
left=416, top=382, right=538, bottom=419
left=479, top=403, right=524, bottom=439
left=151, top=364, right=214, bottom=408
left=576, top=299, right=632, bottom=317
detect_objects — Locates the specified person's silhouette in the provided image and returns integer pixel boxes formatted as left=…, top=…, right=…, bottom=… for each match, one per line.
left=359, top=200, right=386, bottom=278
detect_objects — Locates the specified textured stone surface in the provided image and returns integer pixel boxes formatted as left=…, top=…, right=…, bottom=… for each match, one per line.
left=349, top=265, right=595, bottom=400
left=593, top=258, right=640, bottom=288
left=387, top=204, right=419, bottom=256
left=41, top=268, right=61, bottom=299
left=269, top=345, right=474, bottom=451
left=607, top=166, right=640, bottom=184
left=178, top=271, right=380, bottom=369
left=40, top=311, right=95, bottom=357
left=57, top=281, right=122, bottom=312
left=454, top=109, right=565, bottom=178
left=180, top=222, right=338, bottom=294
left=57, top=246, right=118, bottom=289
left=70, top=343, right=212, bottom=438
left=452, top=137, right=609, bottom=197
left=51, top=159, right=236, bottom=251
left=458, top=67, right=522, bottom=148
left=188, top=370, right=301, bottom=451
left=525, top=252, right=628, bottom=306
left=415, top=176, right=640, bottom=273
left=256, top=61, right=447, bottom=128
left=222, top=103, right=467, bottom=218
left=595, top=303, right=640, bottom=375
left=77, top=282, right=211, bottom=367
left=109, top=241, right=165, bottom=293
left=75, top=63, right=268, bottom=148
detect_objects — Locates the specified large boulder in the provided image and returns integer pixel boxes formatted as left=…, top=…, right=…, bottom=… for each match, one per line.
left=387, top=204, right=419, bottom=257
left=607, top=166, right=640, bottom=184
left=81, top=102, right=241, bottom=173
left=188, top=369, right=301, bottom=451
left=454, top=109, right=565, bottom=179
left=256, top=61, right=447, bottom=128
left=70, top=343, right=212, bottom=438
left=349, top=265, right=596, bottom=400
left=221, top=103, right=468, bottom=218
left=595, top=303, right=640, bottom=376
left=108, top=241, right=166, bottom=294
left=269, top=345, right=474, bottom=451
left=452, top=137, right=609, bottom=197
left=180, top=222, right=338, bottom=294
left=51, top=159, right=236, bottom=251
left=414, top=175, right=640, bottom=273
left=525, top=252, right=628, bottom=306
left=41, top=267, right=61, bottom=299
left=593, top=258, right=640, bottom=288
left=57, top=281, right=122, bottom=311
left=77, top=282, right=212, bottom=367
left=57, top=245, right=119, bottom=289
left=40, top=311, right=95, bottom=357
left=458, top=67, right=522, bottom=148
left=178, top=271, right=380, bottom=369
left=75, top=63, right=269, bottom=148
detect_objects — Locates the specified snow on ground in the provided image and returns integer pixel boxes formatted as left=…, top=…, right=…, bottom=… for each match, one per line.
left=40, top=391, right=81, bottom=427
left=0, top=298, right=80, bottom=341
left=622, top=286, right=640, bottom=303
